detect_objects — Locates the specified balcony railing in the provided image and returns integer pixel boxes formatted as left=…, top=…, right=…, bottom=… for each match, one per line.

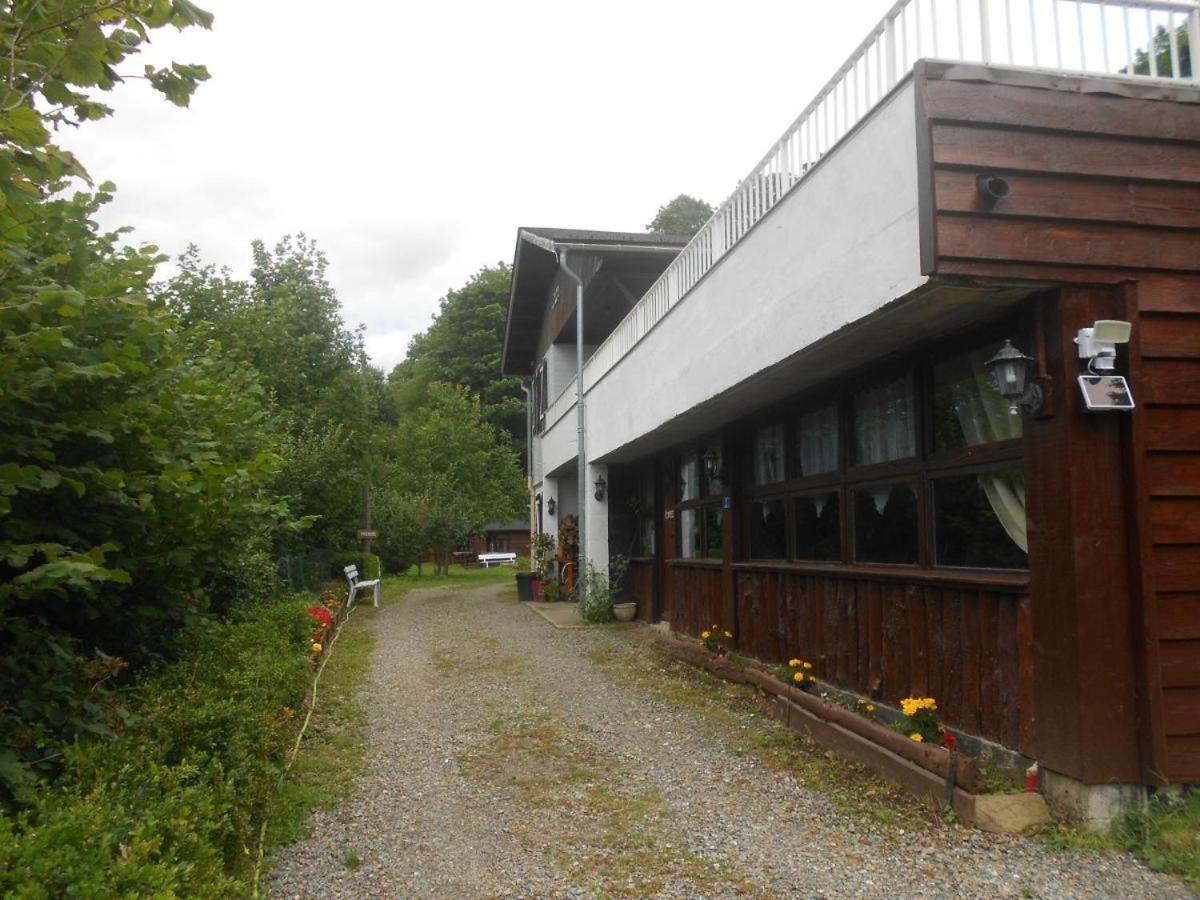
left=583, top=0, right=1200, bottom=389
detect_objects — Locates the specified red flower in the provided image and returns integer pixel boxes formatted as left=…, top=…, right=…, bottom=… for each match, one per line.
left=307, top=605, right=333, bottom=627
left=942, top=729, right=957, bottom=751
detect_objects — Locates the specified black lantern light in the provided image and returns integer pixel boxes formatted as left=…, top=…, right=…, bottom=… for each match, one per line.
left=547, top=497, right=556, bottom=515
left=594, top=475, right=607, bottom=502
left=701, top=448, right=722, bottom=486
left=984, top=339, right=1043, bottom=416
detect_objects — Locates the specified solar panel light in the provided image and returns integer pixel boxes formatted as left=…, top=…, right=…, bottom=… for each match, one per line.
left=1075, top=320, right=1132, bottom=373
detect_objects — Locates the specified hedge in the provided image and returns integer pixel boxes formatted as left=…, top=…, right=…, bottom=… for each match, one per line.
left=0, top=595, right=314, bottom=897
left=329, top=551, right=380, bottom=581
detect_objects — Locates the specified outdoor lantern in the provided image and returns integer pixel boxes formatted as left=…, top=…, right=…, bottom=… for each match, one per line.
left=547, top=497, right=556, bottom=515
left=984, top=339, right=1043, bottom=416
left=701, top=448, right=722, bottom=485
left=594, top=475, right=607, bottom=502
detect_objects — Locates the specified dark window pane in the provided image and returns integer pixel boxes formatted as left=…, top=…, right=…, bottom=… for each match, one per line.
left=933, top=342, right=1023, bottom=453
left=853, top=375, right=915, bottom=465
left=853, top=483, right=918, bottom=564
left=703, top=506, right=724, bottom=559
left=934, top=470, right=1028, bottom=569
left=794, top=492, right=841, bottom=561
left=750, top=499, right=787, bottom=559
left=753, top=425, right=785, bottom=485
left=796, top=402, right=839, bottom=476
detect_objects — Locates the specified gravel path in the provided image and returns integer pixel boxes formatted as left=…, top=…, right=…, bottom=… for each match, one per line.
left=268, top=582, right=1192, bottom=898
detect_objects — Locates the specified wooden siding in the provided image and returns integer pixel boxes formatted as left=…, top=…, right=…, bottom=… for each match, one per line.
left=666, top=563, right=723, bottom=639
left=629, top=558, right=656, bottom=622
left=731, top=569, right=1031, bottom=752
left=922, top=73, right=1200, bottom=782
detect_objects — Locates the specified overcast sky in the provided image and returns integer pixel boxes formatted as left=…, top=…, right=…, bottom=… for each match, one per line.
left=64, top=1, right=898, bottom=372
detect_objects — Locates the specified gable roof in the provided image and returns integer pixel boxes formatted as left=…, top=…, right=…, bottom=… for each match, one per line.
left=501, top=227, right=689, bottom=376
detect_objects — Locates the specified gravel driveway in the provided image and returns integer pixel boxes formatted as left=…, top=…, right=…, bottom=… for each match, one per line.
left=268, top=582, right=1191, bottom=898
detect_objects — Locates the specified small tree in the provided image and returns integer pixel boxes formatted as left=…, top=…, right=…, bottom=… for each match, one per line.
left=646, top=194, right=714, bottom=237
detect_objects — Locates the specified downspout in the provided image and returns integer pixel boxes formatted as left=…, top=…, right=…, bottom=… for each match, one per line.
left=520, top=378, right=534, bottom=550
left=558, top=251, right=586, bottom=601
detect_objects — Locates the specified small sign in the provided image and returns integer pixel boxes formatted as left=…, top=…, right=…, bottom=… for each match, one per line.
left=664, top=510, right=675, bottom=521
left=723, top=497, right=731, bottom=509
left=357, top=529, right=379, bottom=540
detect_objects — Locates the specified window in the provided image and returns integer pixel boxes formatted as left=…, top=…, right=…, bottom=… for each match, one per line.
left=794, top=491, right=840, bottom=561
left=674, top=438, right=727, bottom=560
left=737, top=324, right=1028, bottom=572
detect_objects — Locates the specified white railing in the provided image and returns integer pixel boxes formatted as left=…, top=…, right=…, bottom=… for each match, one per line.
left=545, top=376, right=578, bottom=430
left=583, top=0, right=1200, bottom=388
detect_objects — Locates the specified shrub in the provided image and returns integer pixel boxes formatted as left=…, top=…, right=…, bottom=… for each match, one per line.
left=0, top=594, right=314, bottom=897
left=578, top=564, right=615, bottom=623
left=329, top=551, right=380, bottom=581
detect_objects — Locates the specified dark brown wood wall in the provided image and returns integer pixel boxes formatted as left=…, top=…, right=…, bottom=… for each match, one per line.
left=629, top=558, right=656, bottom=622
left=667, top=563, right=724, bottom=639
left=920, top=68, right=1200, bottom=782
left=732, top=569, right=1031, bottom=752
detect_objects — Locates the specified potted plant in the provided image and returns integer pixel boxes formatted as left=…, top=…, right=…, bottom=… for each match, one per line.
left=530, top=532, right=556, bottom=602
left=539, top=579, right=561, bottom=603
left=609, top=554, right=636, bottom=621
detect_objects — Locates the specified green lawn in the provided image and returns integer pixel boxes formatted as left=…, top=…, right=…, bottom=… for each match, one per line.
left=392, top=558, right=530, bottom=588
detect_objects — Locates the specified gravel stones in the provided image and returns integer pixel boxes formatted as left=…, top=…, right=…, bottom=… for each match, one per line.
left=267, top=584, right=1191, bottom=898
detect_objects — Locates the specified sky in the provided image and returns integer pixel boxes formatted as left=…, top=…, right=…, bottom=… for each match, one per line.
left=64, top=1, right=901, bottom=373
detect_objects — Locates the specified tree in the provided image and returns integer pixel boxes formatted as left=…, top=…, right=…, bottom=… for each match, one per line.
left=383, top=383, right=526, bottom=574
left=1128, top=22, right=1191, bottom=78
left=646, top=194, right=714, bottom=237
left=387, top=264, right=525, bottom=455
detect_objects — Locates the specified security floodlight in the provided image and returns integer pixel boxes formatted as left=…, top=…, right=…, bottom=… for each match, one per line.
left=1076, top=320, right=1132, bottom=373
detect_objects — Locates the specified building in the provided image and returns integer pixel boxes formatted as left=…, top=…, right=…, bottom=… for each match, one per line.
left=502, top=0, right=1200, bottom=824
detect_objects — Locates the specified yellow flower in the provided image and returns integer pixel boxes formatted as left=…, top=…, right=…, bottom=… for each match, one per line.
left=701, top=631, right=710, bottom=640
left=857, top=698, right=866, bottom=705
left=910, top=733, right=923, bottom=742
left=803, top=662, right=813, bottom=670
left=724, top=631, right=733, bottom=639
left=793, top=672, right=805, bottom=683
left=311, top=642, right=322, bottom=654
left=867, top=705, right=875, bottom=712
left=788, top=658, right=802, bottom=668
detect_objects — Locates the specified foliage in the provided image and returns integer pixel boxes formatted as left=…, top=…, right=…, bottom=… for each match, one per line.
left=646, top=194, right=713, bottom=237
left=388, top=263, right=525, bottom=453
left=700, top=624, right=734, bottom=655
left=532, top=532, right=556, bottom=579
left=1128, top=22, right=1191, bottom=78
left=578, top=564, right=616, bottom=623
left=0, top=189, right=290, bottom=799
left=538, top=579, right=561, bottom=603
left=771, top=658, right=817, bottom=692
left=853, top=696, right=879, bottom=721
left=0, top=594, right=313, bottom=897
left=274, top=422, right=360, bottom=549
left=0, top=1, right=212, bottom=259
left=387, top=383, right=526, bottom=574
left=329, top=551, right=380, bottom=582
left=1116, top=792, right=1200, bottom=887
left=373, top=488, right=427, bottom=575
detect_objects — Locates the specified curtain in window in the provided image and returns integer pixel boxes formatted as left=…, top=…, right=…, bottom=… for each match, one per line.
left=952, top=348, right=1028, bottom=553
left=754, top=425, right=785, bottom=485
left=797, top=403, right=838, bottom=476
left=853, top=376, right=915, bottom=465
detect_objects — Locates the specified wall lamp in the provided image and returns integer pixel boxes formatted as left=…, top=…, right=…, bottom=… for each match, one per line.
left=547, top=497, right=556, bottom=515
left=593, top=476, right=607, bottom=502
left=701, top=448, right=726, bottom=487
left=984, top=339, right=1044, bottom=416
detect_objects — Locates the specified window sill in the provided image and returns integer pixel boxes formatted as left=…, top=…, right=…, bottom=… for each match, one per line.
left=666, top=558, right=724, bottom=569
left=730, top=560, right=1029, bottom=591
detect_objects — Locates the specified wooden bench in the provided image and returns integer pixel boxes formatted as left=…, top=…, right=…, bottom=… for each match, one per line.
left=477, top=552, right=517, bottom=568
left=344, top=564, right=381, bottom=608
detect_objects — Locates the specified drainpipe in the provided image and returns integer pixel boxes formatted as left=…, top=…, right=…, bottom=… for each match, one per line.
left=558, top=251, right=586, bottom=601
left=520, top=378, right=534, bottom=551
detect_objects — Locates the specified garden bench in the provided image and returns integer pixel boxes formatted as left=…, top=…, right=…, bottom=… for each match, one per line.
left=344, top=564, right=381, bottom=608
left=477, top=552, right=517, bottom=568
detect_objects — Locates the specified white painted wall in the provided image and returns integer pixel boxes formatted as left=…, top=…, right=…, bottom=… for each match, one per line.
left=583, top=80, right=925, bottom=461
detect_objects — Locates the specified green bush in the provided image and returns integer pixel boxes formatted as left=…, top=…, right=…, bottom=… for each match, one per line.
left=329, top=551, right=380, bottom=581
left=0, top=594, right=313, bottom=897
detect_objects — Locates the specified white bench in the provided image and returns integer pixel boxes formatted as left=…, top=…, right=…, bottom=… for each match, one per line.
left=344, top=564, right=381, bottom=608
left=477, top=552, right=517, bottom=568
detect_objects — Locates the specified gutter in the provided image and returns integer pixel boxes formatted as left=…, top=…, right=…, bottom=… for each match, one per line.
left=558, top=250, right=587, bottom=601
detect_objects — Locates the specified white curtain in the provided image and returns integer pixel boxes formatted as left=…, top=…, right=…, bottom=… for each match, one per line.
left=853, top=375, right=916, bottom=465
left=952, top=348, right=1028, bottom=553
left=754, top=425, right=785, bottom=485
left=797, top=403, right=838, bottom=476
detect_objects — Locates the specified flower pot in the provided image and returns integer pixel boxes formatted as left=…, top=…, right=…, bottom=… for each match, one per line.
left=515, top=571, right=536, bottom=602
left=531, top=577, right=542, bottom=603
left=613, top=601, right=637, bottom=622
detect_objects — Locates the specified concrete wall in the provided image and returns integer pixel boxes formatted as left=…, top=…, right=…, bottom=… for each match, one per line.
left=582, top=80, right=926, bottom=461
